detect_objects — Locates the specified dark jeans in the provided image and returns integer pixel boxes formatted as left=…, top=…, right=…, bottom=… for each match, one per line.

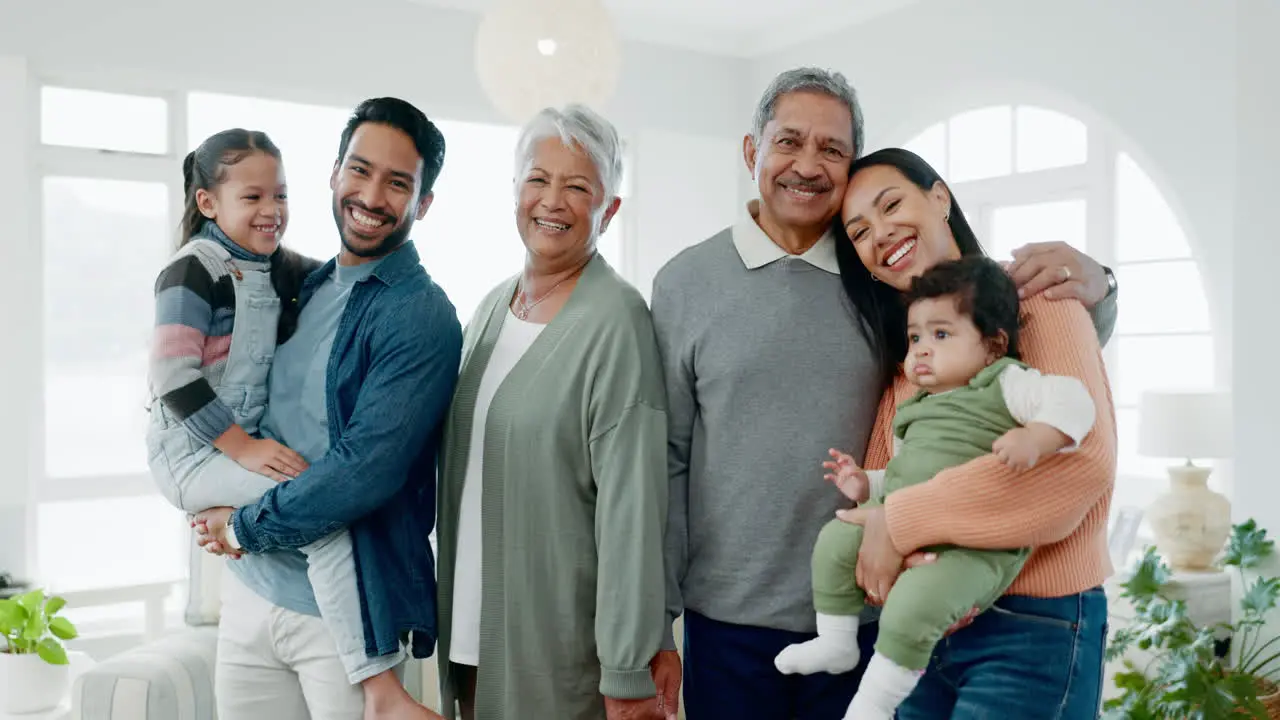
left=897, top=588, right=1108, bottom=720
left=682, top=610, right=877, bottom=719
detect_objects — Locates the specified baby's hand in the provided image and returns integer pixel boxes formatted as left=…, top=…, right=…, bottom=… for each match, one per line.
left=993, top=428, right=1044, bottom=470
left=823, top=448, right=870, bottom=503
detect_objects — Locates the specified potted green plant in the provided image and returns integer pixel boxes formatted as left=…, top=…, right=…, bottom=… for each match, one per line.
left=0, top=588, right=79, bottom=714
left=1104, top=519, right=1280, bottom=719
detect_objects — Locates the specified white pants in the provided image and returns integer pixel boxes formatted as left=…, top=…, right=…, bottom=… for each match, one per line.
left=216, top=571, right=393, bottom=720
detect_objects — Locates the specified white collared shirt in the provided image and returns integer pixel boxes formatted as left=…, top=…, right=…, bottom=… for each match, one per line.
left=731, top=199, right=841, bottom=275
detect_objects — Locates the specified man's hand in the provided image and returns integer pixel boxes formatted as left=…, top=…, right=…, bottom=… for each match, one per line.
left=1007, top=241, right=1109, bottom=307
left=650, top=650, right=681, bottom=720
left=835, top=505, right=905, bottom=606
left=192, top=507, right=241, bottom=559
left=604, top=696, right=663, bottom=720
left=823, top=448, right=870, bottom=503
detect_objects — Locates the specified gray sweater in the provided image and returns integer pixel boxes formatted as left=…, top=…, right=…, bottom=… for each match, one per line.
left=651, top=228, right=881, bottom=640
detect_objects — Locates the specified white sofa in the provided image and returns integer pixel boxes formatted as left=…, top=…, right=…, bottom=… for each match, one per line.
left=69, top=537, right=442, bottom=719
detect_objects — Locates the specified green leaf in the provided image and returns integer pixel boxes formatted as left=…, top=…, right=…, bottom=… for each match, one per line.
left=1123, top=546, right=1171, bottom=605
left=0, top=598, right=27, bottom=635
left=44, top=596, right=66, bottom=616
left=1225, top=672, right=1269, bottom=720
left=35, top=638, right=67, bottom=665
left=22, top=607, right=48, bottom=641
left=1241, top=577, right=1280, bottom=619
left=1106, top=627, right=1138, bottom=662
left=1112, top=668, right=1151, bottom=693
left=1222, top=519, right=1275, bottom=569
left=48, top=616, right=77, bottom=641
left=47, top=609, right=77, bottom=638
left=16, top=589, right=44, bottom=615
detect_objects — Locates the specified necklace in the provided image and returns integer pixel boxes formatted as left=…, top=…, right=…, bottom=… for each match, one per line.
left=512, top=263, right=587, bottom=320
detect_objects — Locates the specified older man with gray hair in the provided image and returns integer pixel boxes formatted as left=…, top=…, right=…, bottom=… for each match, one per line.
left=650, top=68, right=1119, bottom=718
left=435, top=103, right=673, bottom=720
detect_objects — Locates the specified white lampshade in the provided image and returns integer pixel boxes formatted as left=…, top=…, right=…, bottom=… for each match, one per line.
left=1137, top=390, right=1232, bottom=460
left=474, top=0, right=622, bottom=124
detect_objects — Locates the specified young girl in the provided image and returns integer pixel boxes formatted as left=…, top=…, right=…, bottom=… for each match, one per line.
left=146, top=129, right=411, bottom=718
left=774, top=256, right=1097, bottom=719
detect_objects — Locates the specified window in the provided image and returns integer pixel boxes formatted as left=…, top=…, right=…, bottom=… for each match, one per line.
left=43, top=178, right=171, bottom=478
left=903, top=105, right=1217, bottom=518
left=37, top=87, right=184, bottom=603
left=41, top=87, right=169, bottom=155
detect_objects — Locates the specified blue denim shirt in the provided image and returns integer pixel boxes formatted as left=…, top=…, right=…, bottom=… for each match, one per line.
left=229, top=241, right=463, bottom=658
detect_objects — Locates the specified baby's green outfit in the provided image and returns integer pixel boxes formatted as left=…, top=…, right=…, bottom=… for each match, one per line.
left=811, top=356, right=1088, bottom=671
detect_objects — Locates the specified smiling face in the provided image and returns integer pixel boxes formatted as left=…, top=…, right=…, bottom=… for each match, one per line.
left=196, top=151, right=288, bottom=256
left=905, top=295, right=1001, bottom=392
left=842, top=164, right=960, bottom=291
left=516, top=136, right=620, bottom=268
left=329, top=122, right=431, bottom=263
left=745, top=90, right=854, bottom=236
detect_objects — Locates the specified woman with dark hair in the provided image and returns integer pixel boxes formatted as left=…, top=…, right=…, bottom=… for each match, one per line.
left=829, top=148, right=1118, bottom=718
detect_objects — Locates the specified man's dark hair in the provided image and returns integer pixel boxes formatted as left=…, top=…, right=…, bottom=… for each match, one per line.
left=336, top=97, right=446, bottom=199
left=904, top=255, right=1022, bottom=360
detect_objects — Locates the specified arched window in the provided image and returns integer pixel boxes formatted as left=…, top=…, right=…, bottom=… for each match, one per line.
left=904, top=106, right=1216, bottom=514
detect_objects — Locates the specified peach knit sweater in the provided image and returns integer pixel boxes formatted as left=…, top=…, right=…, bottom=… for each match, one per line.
left=863, top=294, right=1118, bottom=597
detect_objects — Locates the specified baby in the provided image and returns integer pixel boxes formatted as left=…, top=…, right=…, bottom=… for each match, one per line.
left=774, top=256, right=1097, bottom=719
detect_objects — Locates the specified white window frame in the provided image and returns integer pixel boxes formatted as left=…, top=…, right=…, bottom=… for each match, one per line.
left=32, top=77, right=186, bottom=505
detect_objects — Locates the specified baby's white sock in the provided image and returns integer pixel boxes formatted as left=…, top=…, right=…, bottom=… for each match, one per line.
left=773, top=613, right=861, bottom=675
left=844, top=652, right=923, bottom=720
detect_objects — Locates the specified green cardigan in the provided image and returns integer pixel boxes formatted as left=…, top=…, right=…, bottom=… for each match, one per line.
left=436, top=255, right=669, bottom=720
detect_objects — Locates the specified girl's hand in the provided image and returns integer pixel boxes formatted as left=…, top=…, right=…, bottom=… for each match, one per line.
left=823, top=448, right=870, bottom=503
left=235, top=438, right=308, bottom=482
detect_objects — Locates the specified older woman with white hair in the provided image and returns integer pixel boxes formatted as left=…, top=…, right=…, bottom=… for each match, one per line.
left=434, top=105, right=673, bottom=720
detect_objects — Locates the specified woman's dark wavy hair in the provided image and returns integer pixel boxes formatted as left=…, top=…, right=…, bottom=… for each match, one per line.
left=833, top=147, right=988, bottom=388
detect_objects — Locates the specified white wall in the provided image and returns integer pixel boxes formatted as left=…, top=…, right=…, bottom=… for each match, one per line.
left=0, top=0, right=748, bottom=139
left=629, top=130, right=743, bottom=297
left=0, top=0, right=747, bottom=285
left=1232, top=0, right=1280, bottom=550
left=0, top=56, right=34, bottom=577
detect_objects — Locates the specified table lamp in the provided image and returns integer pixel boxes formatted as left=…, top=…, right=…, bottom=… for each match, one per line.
left=1138, top=390, right=1233, bottom=571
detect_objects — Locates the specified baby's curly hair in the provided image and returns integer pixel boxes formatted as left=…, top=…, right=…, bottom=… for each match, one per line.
left=903, top=256, right=1022, bottom=360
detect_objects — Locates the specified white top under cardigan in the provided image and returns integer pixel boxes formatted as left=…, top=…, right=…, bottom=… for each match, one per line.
left=449, top=309, right=545, bottom=665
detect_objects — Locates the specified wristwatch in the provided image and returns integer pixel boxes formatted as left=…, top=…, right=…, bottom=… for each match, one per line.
left=1102, top=265, right=1118, bottom=296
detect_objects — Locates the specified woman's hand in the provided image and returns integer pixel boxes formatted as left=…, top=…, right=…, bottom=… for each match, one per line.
left=836, top=505, right=904, bottom=604
left=604, top=696, right=664, bottom=720
left=650, top=650, right=681, bottom=720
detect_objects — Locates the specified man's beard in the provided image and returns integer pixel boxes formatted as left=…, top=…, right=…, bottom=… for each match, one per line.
left=332, top=197, right=414, bottom=259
